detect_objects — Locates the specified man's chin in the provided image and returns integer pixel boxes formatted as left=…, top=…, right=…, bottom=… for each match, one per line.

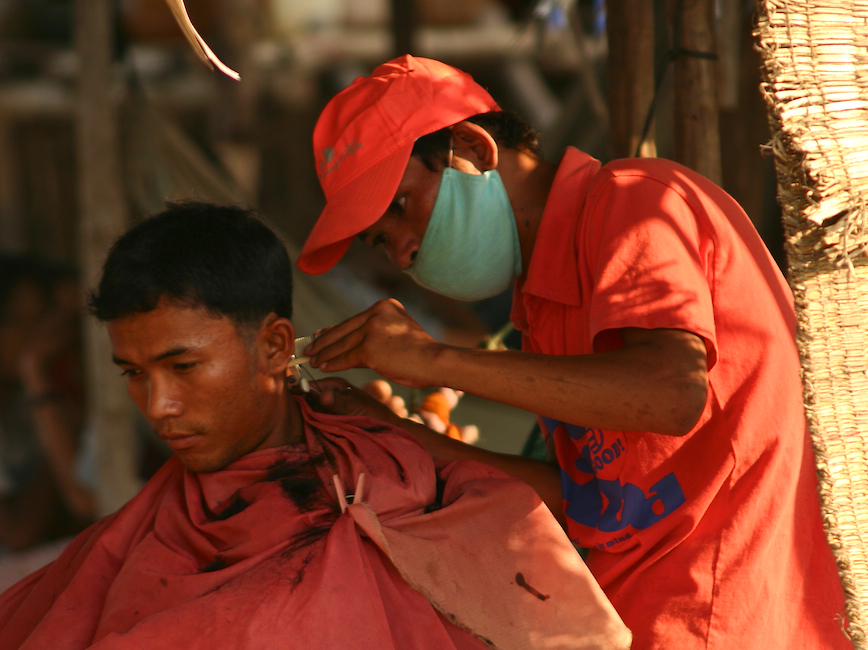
left=175, top=452, right=229, bottom=474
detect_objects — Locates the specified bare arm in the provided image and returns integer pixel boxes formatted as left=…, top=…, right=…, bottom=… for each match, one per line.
left=308, top=299, right=709, bottom=437
left=19, top=336, right=96, bottom=521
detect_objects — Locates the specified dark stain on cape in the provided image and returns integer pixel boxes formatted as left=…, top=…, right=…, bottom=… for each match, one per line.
left=515, top=572, right=550, bottom=601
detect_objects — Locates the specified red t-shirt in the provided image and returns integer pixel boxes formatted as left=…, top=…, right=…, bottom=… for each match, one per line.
left=511, top=148, right=848, bottom=649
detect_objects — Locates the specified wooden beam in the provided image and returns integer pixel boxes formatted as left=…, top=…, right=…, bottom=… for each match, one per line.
left=606, top=0, right=657, bottom=158
left=670, top=0, right=721, bottom=184
left=75, top=0, right=139, bottom=515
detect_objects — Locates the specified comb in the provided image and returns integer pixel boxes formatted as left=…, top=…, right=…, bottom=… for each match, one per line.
left=288, top=335, right=314, bottom=368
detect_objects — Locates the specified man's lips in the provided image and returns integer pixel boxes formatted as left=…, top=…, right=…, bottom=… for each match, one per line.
left=159, top=433, right=200, bottom=451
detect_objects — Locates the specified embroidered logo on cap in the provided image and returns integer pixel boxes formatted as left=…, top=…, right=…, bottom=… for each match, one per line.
left=319, top=141, right=362, bottom=178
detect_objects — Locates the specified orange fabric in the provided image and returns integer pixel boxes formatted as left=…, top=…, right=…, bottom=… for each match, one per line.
left=511, top=148, right=848, bottom=649
left=444, top=423, right=462, bottom=441
left=419, top=392, right=463, bottom=439
left=0, top=396, right=629, bottom=650
left=420, top=391, right=452, bottom=425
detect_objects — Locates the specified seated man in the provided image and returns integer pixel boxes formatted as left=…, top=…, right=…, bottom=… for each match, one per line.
left=0, top=203, right=629, bottom=650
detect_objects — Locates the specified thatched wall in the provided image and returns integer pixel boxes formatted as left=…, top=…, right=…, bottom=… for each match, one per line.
left=756, top=2, right=868, bottom=645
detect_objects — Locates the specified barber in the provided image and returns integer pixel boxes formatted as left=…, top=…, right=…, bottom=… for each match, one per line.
left=297, top=55, right=847, bottom=650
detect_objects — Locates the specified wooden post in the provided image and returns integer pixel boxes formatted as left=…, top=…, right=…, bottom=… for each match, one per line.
left=390, top=0, right=417, bottom=57
left=606, top=0, right=657, bottom=158
left=670, top=0, right=721, bottom=184
left=718, top=2, right=778, bottom=249
left=716, top=0, right=741, bottom=111
left=0, top=117, right=26, bottom=253
left=75, top=0, right=140, bottom=514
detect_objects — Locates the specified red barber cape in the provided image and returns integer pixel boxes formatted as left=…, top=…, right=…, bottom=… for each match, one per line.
left=0, top=398, right=629, bottom=650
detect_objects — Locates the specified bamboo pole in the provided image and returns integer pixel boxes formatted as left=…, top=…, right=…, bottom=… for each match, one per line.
left=75, top=0, right=139, bottom=515
left=605, top=0, right=657, bottom=158
left=670, top=0, right=721, bottom=184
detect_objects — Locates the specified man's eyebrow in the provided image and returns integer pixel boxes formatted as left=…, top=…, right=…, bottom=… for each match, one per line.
left=153, top=347, right=194, bottom=362
left=112, top=347, right=195, bottom=366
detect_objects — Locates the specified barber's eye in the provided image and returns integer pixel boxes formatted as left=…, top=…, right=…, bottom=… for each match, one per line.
left=390, top=196, right=406, bottom=215
left=372, top=234, right=388, bottom=247
left=174, top=363, right=196, bottom=372
left=120, top=368, right=140, bottom=378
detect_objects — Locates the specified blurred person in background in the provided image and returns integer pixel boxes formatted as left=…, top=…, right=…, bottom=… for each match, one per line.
left=0, top=256, right=95, bottom=553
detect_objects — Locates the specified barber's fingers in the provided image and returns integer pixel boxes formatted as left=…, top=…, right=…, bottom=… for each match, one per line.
left=310, top=327, right=370, bottom=372
left=305, top=302, right=389, bottom=357
left=307, top=299, right=440, bottom=387
left=307, top=299, right=411, bottom=356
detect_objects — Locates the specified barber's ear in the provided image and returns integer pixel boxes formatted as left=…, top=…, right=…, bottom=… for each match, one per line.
left=259, top=314, right=296, bottom=374
left=450, top=121, right=499, bottom=171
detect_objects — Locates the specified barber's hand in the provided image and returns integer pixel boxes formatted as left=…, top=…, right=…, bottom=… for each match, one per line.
left=303, top=377, right=406, bottom=427
left=306, top=299, right=444, bottom=388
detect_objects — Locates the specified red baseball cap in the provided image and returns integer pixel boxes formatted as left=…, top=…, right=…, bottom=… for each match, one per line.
left=297, top=55, right=500, bottom=274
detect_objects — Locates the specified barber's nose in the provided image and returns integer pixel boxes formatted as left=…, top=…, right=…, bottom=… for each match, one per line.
left=389, top=238, right=420, bottom=270
left=146, top=379, right=184, bottom=419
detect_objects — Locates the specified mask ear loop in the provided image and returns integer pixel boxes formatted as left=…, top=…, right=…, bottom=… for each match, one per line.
left=299, top=363, right=323, bottom=393
left=447, top=133, right=454, bottom=170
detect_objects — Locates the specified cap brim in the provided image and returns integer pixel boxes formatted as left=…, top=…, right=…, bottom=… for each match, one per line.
left=297, top=142, right=415, bottom=274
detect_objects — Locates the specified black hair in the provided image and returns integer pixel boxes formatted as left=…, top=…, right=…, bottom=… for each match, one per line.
left=88, top=202, right=293, bottom=326
left=411, top=110, right=541, bottom=171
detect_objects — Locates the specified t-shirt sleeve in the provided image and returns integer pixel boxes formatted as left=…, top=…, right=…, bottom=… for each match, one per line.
left=582, top=171, right=718, bottom=369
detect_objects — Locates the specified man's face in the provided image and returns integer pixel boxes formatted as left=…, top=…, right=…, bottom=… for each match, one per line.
left=107, top=299, right=289, bottom=473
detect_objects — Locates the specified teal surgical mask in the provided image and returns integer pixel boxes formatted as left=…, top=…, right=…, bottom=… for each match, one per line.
left=405, top=167, right=522, bottom=301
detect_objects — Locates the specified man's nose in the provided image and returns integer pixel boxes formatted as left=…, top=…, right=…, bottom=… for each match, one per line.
left=146, top=379, right=184, bottom=419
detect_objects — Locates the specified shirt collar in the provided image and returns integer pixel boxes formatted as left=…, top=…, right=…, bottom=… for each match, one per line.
left=515, top=148, right=601, bottom=312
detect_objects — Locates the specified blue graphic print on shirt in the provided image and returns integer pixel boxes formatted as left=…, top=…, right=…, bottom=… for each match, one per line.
left=543, top=417, right=686, bottom=537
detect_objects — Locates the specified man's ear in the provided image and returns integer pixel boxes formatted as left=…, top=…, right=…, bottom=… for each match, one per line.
left=450, top=121, right=499, bottom=171
left=258, top=313, right=296, bottom=375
